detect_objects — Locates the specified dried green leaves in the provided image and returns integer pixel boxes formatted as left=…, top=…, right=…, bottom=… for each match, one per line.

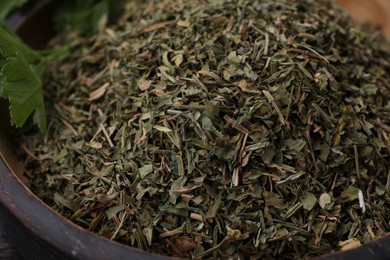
left=16, top=0, right=390, bottom=259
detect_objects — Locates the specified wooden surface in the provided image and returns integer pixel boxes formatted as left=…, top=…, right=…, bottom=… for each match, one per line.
left=336, top=0, right=390, bottom=36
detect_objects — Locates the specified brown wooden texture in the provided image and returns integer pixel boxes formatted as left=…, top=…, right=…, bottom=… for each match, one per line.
left=336, top=0, right=390, bottom=36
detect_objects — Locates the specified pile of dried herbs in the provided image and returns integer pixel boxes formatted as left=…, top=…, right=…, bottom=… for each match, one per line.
left=15, top=0, right=390, bottom=258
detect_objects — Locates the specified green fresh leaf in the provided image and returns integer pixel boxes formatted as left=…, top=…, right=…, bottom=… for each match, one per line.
left=54, top=0, right=117, bottom=33
left=0, top=0, right=28, bottom=20
left=1, top=53, right=46, bottom=131
left=0, top=24, right=39, bottom=62
left=0, top=0, right=114, bottom=132
left=37, top=45, right=71, bottom=63
left=0, top=13, right=68, bottom=132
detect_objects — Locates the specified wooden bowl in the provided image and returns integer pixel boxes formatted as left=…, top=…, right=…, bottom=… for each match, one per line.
left=0, top=1, right=389, bottom=260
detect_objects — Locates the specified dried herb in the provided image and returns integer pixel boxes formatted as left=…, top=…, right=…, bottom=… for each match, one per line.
left=16, top=0, right=390, bottom=259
